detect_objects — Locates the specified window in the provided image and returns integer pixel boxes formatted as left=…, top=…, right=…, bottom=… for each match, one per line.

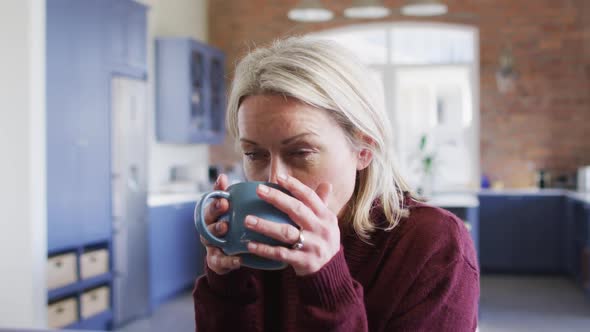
left=311, top=23, right=479, bottom=193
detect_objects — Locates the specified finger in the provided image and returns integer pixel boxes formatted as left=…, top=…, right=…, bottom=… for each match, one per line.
left=244, top=215, right=300, bottom=245
left=246, top=241, right=308, bottom=268
left=200, top=221, right=229, bottom=246
left=214, top=173, right=229, bottom=191
left=256, top=184, right=318, bottom=231
left=207, top=221, right=229, bottom=236
left=277, top=175, right=331, bottom=216
left=207, top=247, right=241, bottom=270
left=203, top=173, right=230, bottom=225
left=203, top=197, right=229, bottom=226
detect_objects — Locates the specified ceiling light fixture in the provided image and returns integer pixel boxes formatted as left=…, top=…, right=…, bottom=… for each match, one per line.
left=400, top=0, right=448, bottom=17
left=343, top=0, right=391, bottom=19
left=288, top=0, right=334, bottom=22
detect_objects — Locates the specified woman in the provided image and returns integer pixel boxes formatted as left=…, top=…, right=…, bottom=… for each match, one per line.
left=193, top=37, right=479, bottom=331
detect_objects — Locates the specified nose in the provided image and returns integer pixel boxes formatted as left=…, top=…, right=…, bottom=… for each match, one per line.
left=268, top=156, right=288, bottom=184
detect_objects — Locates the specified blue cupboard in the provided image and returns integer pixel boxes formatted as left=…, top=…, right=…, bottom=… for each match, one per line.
left=156, top=38, right=226, bottom=144
left=478, top=192, right=590, bottom=296
left=478, top=193, right=565, bottom=273
left=149, top=202, right=204, bottom=311
left=46, top=0, right=147, bottom=329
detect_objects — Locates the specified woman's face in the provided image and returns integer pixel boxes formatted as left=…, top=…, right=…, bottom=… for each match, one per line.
left=237, top=94, right=370, bottom=217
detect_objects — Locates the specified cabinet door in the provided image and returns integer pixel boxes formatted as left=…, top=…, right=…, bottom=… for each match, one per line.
left=479, top=195, right=522, bottom=271
left=76, top=3, right=112, bottom=245
left=47, top=0, right=83, bottom=251
left=571, top=200, right=590, bottom=284
left=106, top=0, right=128, bottom=67
left=149, top=203, right=203, bottom=310
left=106, top=0, right=147, bottom=73
left=47, top=0, right=113, bottom=250
left=479, top=195, right=564, bottom=273
left=208, top=51, right=226, bottom=139
left=155, top=39, right=192, bottom=142
left=514, top=196, right=563, bottom=272
left=127, top=2, right=147, bottom=70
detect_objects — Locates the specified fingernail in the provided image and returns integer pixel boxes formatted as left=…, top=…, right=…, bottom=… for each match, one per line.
left=233, top=258, right=240, bottom=265
left=215, top=200, right=221, bottom=210
left=215, top=222, right=222, bottom=232
left=248, top=242, right=258, bottom=250
left=211, top=255, right=218, bottom=265
left=258, top=184, right=269, bottom=193
left=278, top=174, right=288, bottom=181
left=245, top=216, right=257, bottom=226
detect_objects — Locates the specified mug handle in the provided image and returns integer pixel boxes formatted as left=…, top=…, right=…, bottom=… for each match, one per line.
left=194, top=190, right=231, bottom=247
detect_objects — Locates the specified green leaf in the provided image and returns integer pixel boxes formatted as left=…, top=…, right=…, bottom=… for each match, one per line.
left=419, top=134, right=427, bottom=151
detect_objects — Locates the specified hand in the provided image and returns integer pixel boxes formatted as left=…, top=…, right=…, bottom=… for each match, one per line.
left=201, top=174, right=241, bottom=275
left=244, top=175, right=340, bottom=276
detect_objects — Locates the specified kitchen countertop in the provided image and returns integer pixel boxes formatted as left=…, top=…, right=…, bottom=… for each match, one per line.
left=148, top=192, right=203, bottom=207
left=146, top=189, right=590, bottom=208
left=479, top=188, right=590, bottom=204
left=427, top=193, right=479, bottom=208
left=566, top=191, right=590, bottom=205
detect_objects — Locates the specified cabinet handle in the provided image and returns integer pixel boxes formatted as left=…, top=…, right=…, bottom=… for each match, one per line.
left=54, top=260, right=62, bottom=268
left=56, top=306, right=64, bottom=314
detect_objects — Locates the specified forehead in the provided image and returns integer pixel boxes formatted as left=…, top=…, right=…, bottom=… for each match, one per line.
left=237, top=95, right=338, bottom=138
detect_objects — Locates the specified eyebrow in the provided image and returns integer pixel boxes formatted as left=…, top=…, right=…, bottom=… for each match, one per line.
left=240, top=132, right=317, bottom=146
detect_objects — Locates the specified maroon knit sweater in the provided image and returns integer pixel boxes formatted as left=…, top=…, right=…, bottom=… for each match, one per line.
left=193, top=197, right=480, bottom=331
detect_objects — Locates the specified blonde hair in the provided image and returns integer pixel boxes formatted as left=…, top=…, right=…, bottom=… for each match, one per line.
left=226, top=36, right=412, bottom=239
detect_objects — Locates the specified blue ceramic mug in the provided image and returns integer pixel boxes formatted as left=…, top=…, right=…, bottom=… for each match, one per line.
left=194, top=181, right=297, bottom=270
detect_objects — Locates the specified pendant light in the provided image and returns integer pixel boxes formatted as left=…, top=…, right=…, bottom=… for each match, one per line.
left=343, top=0, right=391, bottom=19
left=288, top=0, right=334, bottom=22
left=400, top=0, right=448, bottom=17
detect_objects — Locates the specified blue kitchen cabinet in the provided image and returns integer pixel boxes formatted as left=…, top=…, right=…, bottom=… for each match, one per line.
left=46, top=0, right=84, bottom=251
left=47, top=0, right=147, bottom=329
left=47, top=0, right=147, bottom=254
left=106, top=0, right=148, bottom=77
left=149, top=202, right=204, bottom=310
left=47, top=0, right=113, bottom=251
left=156, top=38, right=226, bottom=143
left=567, top=197, right=590, bottom=290
left=478, top=195, right=520, bottom=271
left=479, top=194, right=565, bottom=273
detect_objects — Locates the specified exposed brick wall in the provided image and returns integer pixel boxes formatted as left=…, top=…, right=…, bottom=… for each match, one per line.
left=208, top=0, right=590, bottom=188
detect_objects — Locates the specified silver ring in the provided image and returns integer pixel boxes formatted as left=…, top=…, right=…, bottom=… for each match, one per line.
left=292, top=230, right=304, bottom=250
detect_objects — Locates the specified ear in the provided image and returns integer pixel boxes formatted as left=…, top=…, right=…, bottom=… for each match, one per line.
left=356, top=148, right=373, bottom=171
left=355, top=133, right=374, bottom=171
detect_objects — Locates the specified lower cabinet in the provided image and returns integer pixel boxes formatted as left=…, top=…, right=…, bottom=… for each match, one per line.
left=149, top=201, right=204, bottom=310
left=568, top=198, right=590, bottom=290
left=479, top=194, right=565, bottom=273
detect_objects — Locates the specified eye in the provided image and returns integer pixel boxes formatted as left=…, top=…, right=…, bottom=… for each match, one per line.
left=244, top=151, right=269, bottom=161
left=289, top=149, right=314, bottom=158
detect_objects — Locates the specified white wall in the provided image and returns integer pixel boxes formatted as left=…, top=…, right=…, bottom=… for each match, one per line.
left=0, top=0, right=47, bottom=328
left=138, top=0, right=212, bottom=191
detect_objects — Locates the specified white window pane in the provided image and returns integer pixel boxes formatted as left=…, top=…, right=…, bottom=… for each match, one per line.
left=390, top=26, right=474, bottom=64
left=310, top=28, right=387, bottom=65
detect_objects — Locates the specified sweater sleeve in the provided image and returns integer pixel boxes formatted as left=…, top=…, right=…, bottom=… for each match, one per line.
left=193, top=266, right=264, bottom=332
left=385, top=252, right=480, bottom=331
left=295, top=247, right=369, bottom=332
